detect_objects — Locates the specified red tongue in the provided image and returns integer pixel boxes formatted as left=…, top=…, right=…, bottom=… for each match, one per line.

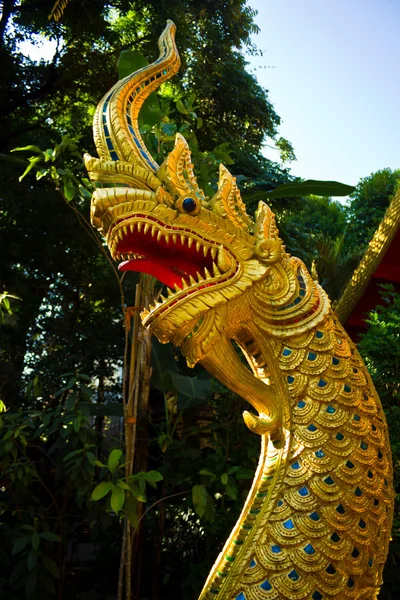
left=118, top=259, right=186, bottom=289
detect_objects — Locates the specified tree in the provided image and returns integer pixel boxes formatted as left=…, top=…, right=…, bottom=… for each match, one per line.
left=347, top=168, right=400, bottom=249
left=0, top=3, right=294, bottom=599
left=357, top=286, right=400, bottom=600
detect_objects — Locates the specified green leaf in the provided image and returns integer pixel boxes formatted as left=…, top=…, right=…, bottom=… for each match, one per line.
left=116, top=479, right=131, bottom=491
left=158, top=432, right=172, bottom=452
left=111, top=484, right=125, bottom=513
left=25, top=569, right=37, bottom=598
left=36, top=169, right=48, bottom=181
left=40, top=532, right=61, bottom=542
left=41, top=555, right=60, bottom=578
left=12, top=536, right=31, bottom=555
left=192, top=484, right=208, bottom=518
left=129, top=478, right=147, bottom=502
left=199, top=469, right=216, bottom=482
left=9, top=558, right=27, bottom=585
left=234, top=468, right=254, bottom=480
left=63, top=181, right=76, bottom=201
left=142, top=470, right=163, bottom=483
left=31, top=532, right=40, bottom=551
left=160, top=122, right=177, bottom=137
left=11, top=145, right=43, bottom=154
left=79, top=184, right=92, bottom=199
left=63, top=448, right=84, bottom=462
left=66, top=376, right=77, bottom=389
left=73, top=415, right=82, bottom=432
left=27, top=551, right=37, bottom=572
left=18, top=156, right=42, bottom=182
left=248, top=179, right=355, bottom=200
left=118, top=49, right=148, bottom=80
left=108, top=448, right=122, bottom=473
left=176, top=99, right=188, bottom=114
left=125, top=494, right=139, bottom=528
left=86, top=451, right=97, bottom=465
left=91, top=481, right=113, bottom=501
left=226, top=482, right=238, bottom=500
left=66, top=390, right=77, bottom=411
left=221, top=473, right=228, bottom=485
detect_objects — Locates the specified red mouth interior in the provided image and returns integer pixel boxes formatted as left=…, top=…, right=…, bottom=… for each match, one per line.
left=116, top=222, right=215, bottom=289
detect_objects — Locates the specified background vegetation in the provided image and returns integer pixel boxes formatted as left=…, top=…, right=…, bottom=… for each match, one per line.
left=0, top=1, right=399, bottom=598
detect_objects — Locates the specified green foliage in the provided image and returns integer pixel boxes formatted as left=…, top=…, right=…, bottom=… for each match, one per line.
left=11, top=136, right=92, bottom=202
left=243, top=180, right=354, bottom=206
left=0, top=291, right=21, bottom=325
left=357, top=286, right=400, bottom=598
left=347, top=168, right=400, bottom=248
left=358, top=285, right=400, bottom=408
left=151, top=337, right=212, bottom=411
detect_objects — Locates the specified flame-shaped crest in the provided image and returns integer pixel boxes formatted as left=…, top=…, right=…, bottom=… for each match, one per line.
left=93, top=20, right=180, bottom=171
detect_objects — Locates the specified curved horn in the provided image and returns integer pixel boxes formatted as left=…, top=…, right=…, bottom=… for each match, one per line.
left=93, top=20, right=180, bottom=171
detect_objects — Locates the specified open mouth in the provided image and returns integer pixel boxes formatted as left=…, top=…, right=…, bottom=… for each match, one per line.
left=108, top=213, right=236, bottom=315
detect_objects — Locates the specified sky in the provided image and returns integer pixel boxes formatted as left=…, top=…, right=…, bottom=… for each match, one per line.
left=246, top=0, right=400, bottom=190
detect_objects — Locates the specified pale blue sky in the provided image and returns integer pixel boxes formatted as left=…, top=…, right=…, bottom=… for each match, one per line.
left=246, top=0, right=400, bottom=189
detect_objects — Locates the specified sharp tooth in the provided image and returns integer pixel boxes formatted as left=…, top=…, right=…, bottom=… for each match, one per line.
left=129, top=223, right=134, bottom=233
left=160, top=294, right=167, bottom=302
left=204, top=267, right=212, bottom=280
left=167, top=288, right=174, bottom=297
left=211, top=247, right=217, bottom=259
left=196, top=271, right=204, bottom=282
left=144, top=223, right=150, bottom=234
left=172, top=234, right=178, bottom=244
left=203, top=246, right=208, bottom=257
left=174, top=283, right=181, bottom=292
left=196, top=241, right=201, bottom=252
left=180, top=234, right=186, bottom=245
left=187, top=237, right=194, bottom=249
left=123, top=225, right=128, bottom=236
left=181, top=277, right=188, bottom=289
left=151, top=226, right=157, bottom=237
left=149, top=303, right=155, bottom=311
left=212, top=262, right=221, bottom=277
left=217, top=245, right=232, bottom=273
left=137, top=222, right=143, bottom=233
left=164, top=233, right=170, bottom=244
left=189, top=275, right=197, bottom=286
left=157, top=231, right=162, bottom=242
left=118, top=229, right=124, bottom=241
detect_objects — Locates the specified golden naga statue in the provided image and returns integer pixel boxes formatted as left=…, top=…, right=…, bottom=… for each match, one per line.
left=85, top=21, right=394, bottom=600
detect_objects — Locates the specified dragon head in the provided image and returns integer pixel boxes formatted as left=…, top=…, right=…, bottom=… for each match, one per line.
left=85, top=21, right=329, bottom=377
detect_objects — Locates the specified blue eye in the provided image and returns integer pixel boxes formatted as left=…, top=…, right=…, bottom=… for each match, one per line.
left=182, top=197, right=197, bottom=212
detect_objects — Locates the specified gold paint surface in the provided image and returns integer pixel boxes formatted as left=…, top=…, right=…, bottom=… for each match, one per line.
left=87, top=21, right=394, bottom=600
